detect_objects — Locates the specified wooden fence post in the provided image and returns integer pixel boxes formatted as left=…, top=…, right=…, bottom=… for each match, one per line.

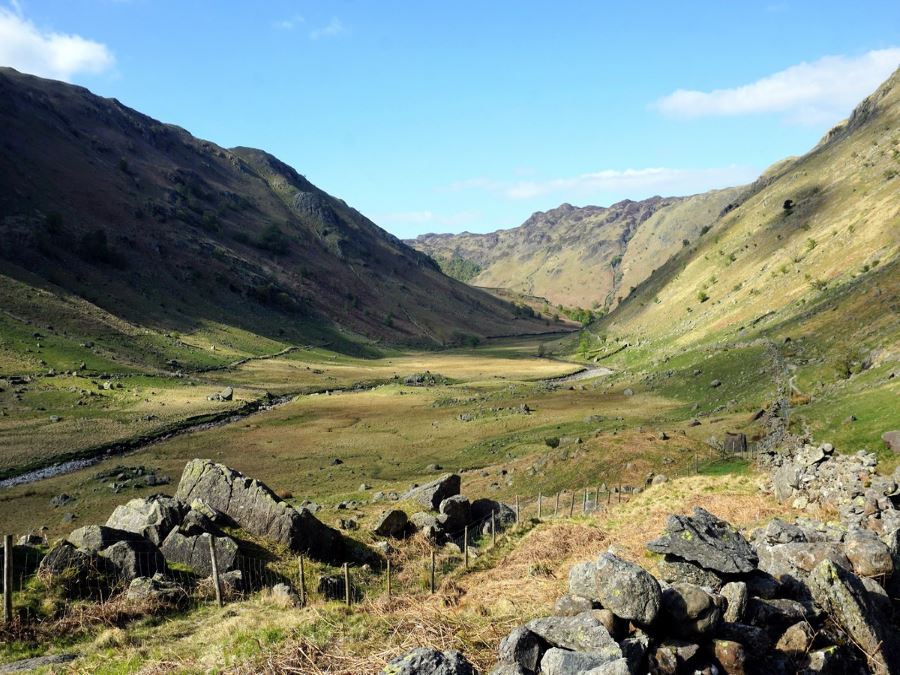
left=430, top=551, right=436, bottom=594
left=538, top=492, right=542, bottom=520
left=491, top=512, right=497, bottom=547
left=343, top=563, right=351, bottom=606
left=464, top=526, right=469, bottom=569
left=298, top=554, right=306, bottom=607
left=555, top=492, right=560, bottom=517
left=515, top=495, right=520, bottom=525
left=3, top=535, right=12, bottom=624
left=582, top=489, right=587, bottom=513
left=569, top=491, right=575, bottom=517
left=208, top=537, right=223, bottom=608
left=387, top=558, right=392, bottom=598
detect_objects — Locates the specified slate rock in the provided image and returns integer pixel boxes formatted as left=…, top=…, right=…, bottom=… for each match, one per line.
left=720, top=581, right=748, bottom=623
left=540, top=648, right=619, bottom=674
left=126, top=574, right=185, bottom=605
left=757, top=542, right=851, bottom=596
left=844, top=529, right=893, bottom=577
left=498, top=625, right=548, bottom=673
left=593, top=552, right=661, bottom=625
left=175, top=459, right=342, bottom=559
left=439, top=495, right=471, bottom=531
left=647, top=507, right=757, bottom=574
left=382, top=647, right=475, bottom=674
left=657, top=554, right=724, bottom=588
left=554, top=593, right=594, bottom=616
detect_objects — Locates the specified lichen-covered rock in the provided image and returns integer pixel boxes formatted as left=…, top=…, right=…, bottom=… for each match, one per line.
left=159, top=529, right=239, bottom=577
left=757, top=542, right=851, bottom=596
left=568, top=560, right=598, bottom=599
left=656, top=554, right=724, bottom=588
left=174, top=459, right=342, bottom=559
left=553, top=593, right=594, bottom=616
left=38, top=542, right=112, bottom=599
left=646, top=507, right=757, bottom=574
left=540, top=648, right=619, bottom=674
left=497, top=625, right=548, bottom=673
left=401, top=474, right=461, bottom=510
left=808, top=559, right=900, bottom=674
left=720, top=581, right=748, bottom=623
left=105, top=495, right=186, bottom=545
left=525, top=614, right=622, bottom=657
left=125, top=574, right=185, bottom=605
left=844, top=529, right=893, bottom=578
left=382, top=647, right=475, bottom=674
left=593, top=552, right=661, bottom=625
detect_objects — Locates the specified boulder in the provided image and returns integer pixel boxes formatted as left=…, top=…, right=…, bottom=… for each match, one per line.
left=159, top=530, right=239, bottom=577
left=372, top=510, right=409, bottom=538
left=569, top=560, right=598, bottom=599
left=66, top=525, right=141, bottom=552
left=270, top=582, right=300, bottom=607
left=105, top=495, right=186, bottom=545
left=498, top=625, right=548, bottom=673
left=773, top=464, right=800, bottom=502
left=38, top=542, right=111, bottom=599
left=174, top=459, right=342, bottom=559
left=583, top=659, right=630, bottom=675
left=593, top=552, right=662, bottom=625
left=471, top=498, right=516, bottom=530
left=381, top=647, right=475, bottom=674
left=844, top=529, right=893, bottom=577
left=882, top=430, right=900, bottom=453
left=525, top=614, right=621, bottom=658
left=808, top=559, right=900, bottom=674
left=401, top=474, right=461, bottom=510
left=712, top=639, right=748, bottom=675
left=99, top=539, right=167, bottom=581
left=775, top=621, right=815, bottom=657
left=439, top=495, right=471, bottom=532
left=660, top=583, right=723, bottom=637
left=646, top=508, right=757, bottom=574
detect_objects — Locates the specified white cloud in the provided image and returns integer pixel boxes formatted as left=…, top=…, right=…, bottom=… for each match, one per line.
left=274, top=14, right=304, bottom=30
left=309, top=17, right=345, bottom=40
left=441, top=166, right=758, bottom=201
left=654, top=48, right=900, bottom=125
left=0, top=7, right=114, bottom=81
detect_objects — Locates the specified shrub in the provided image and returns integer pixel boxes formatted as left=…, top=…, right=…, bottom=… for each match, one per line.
left=697, top=291, right=710, bottom=303
left=544, top=437, right=560, bottom=449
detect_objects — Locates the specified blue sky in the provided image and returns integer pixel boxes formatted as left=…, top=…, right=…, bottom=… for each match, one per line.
left=2, top=1, right=899, bottom=238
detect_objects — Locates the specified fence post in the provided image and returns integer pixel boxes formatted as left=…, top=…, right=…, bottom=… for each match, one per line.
left=208, top=537, right=223, bottom=608
left=491, top=512, right=497, bottom=548
left=555, top=492, right=560, bottom=517
left=298, top=555, right=306, bottom=607
left=3, top=535, right=12, bottom=624
left=386, top=559, right=392, bottom=598
left=582, top=489, right=587, bottom=513
left=607, top=489, right=611, bottom=505
left=569, top=491, right=575, bottom=517
left=538, top=492, right=542, bottom=520
left=430, top=550, right=436, bottom=594
left=515, top=495, right=520, bottom=526
left=343, top=563, right=350, bottom=606
left=464, top=526, right=469, bottom=569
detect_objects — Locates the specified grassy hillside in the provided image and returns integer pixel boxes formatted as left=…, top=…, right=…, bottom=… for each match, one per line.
left=586, top=67, right=900, bottom=458
left=0, top=68, right=557, bottom=352
left=408, top=188, right=742, bottom=310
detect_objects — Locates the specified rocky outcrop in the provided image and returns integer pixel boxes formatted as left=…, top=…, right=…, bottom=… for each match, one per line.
left=382, top=647, right=476, bottom=674
left=174, top=459, right=342, bottom=559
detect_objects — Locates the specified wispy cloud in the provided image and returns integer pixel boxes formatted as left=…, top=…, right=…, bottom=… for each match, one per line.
left=309, top=17, right=345, bottom=40
left=0, top=6, right=115, bottom=81
left=274, top=14, right=304, bottom=30
left=653, top=48, right=900, bottom=125
left=441, top=166, right=758, bottom=201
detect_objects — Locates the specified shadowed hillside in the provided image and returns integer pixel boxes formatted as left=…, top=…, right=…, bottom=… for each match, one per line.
left=0, top=68, right=557, bottom=353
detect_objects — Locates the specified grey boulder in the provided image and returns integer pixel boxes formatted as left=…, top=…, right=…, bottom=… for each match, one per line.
left=105, top=495, right=186, bottom=545
left=66, top=524, right=141, bottom=552
left=659, top=583, right=723, bottom=637
left=593, top=552, right=661, bottom=625
left=382, top=647, right=475, bottom=674
left=401, top=474, right=461, bottom=510
left=99, top=539, right=167, bottom=581
left=646, top=507, right=757, bottom=574
left=159, top=529, right=239, bottom=577
left=372, top=509, right=409, bottom=538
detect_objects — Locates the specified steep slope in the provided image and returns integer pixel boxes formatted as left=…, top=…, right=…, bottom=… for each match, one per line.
left=598, top=67, right=900, bottom=351
left=0, top=68, right=554, bottom=352
left=408, top=188, right=742, bottom=309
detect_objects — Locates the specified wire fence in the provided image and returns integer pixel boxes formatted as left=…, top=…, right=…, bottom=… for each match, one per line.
left=1, top=444, right=754, bottom=631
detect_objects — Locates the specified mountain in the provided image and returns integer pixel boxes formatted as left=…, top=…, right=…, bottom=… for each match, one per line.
left=408, top=188, right=743, bottom=310
left=0, top=68, right=556, bottom=355
left=597, top=67, right=899, bottom=352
